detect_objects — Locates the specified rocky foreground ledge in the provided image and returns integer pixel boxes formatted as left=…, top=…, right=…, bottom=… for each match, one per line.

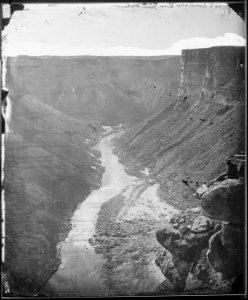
left=155, top=178, right=245, bottom=294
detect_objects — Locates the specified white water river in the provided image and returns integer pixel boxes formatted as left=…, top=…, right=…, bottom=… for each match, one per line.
left=44, top=131, right=136, bottom=296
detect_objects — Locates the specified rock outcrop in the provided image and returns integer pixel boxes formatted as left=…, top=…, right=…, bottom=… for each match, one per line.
left=201, top=179, right=245, bottom=225
left=179, top=46, right=245, bottom=105
left=155, top=178, right=245, bottom=294
left=156, top=209, right=221, bottom=291
left=207, top=223, right=244, bottom=279
left=201, top=179, right=245, bottom=289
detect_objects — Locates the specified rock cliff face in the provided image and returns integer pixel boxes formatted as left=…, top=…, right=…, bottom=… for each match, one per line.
left=179, top=46, right=245, bottom=105
left=6, top=56, right=181, bottom=125
left=202, top=179, right=245, bottom=285
left=201, top=179, right=245, bottom=225
left=155, top=210, right=227, bottom=293
left=155, top=178, right=245, bottom=294
left=115, top=46, right=245, bottom=211
left=156, top=210, right=219, bottom=291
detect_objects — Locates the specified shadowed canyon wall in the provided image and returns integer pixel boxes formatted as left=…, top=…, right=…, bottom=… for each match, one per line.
left=3, top=93, right=103, bottom=294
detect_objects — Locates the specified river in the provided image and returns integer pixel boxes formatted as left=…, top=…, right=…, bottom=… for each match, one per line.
left=43, top=129, right=178, bottom=296
left=44, top=131, right=136, bottom=296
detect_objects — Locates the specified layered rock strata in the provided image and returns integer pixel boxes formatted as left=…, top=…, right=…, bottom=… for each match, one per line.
left=115, top=46, right=245, bottom=212
left=179, top=46, right=245, bottom=105
left=6, top=56, right=181, bottom=124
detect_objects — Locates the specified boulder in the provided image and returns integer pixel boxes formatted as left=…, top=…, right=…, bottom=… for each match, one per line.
left=191, top=216, right=212, bottom=233
left=156, top=209, right=223, bottom=292
left=156, top=223, right=216, bottom=263
left=156, top=224, right=182, bottom=248
left=201, top=179, right=244, bottom=225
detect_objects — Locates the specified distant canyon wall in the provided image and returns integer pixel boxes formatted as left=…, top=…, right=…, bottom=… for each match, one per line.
left=179, top=46, right=245, bottom=105
left=6, top=56, right=181, bottom=125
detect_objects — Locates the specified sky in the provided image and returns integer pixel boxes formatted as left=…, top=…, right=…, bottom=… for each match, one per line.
left=2, top=2, right=246, bottom=57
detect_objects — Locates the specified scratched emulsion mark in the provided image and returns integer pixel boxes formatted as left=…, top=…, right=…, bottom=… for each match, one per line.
left=43, top=131, right=136, bottom=296
left=1, top=64, right=10, bottom=266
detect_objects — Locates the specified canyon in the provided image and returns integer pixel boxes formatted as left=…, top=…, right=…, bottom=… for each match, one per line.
left=96, top=45, right=245, bottom=295
left=2, top=46, right=245, bottom=296
left=6, top=55, right=181, bottom=124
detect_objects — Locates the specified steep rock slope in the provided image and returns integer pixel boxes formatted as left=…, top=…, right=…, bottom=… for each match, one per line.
left=3, top=92, right=103, bottom=294
left=115, top=46, right=245, bottom=210
left=6, top=56, right=181, bottom=125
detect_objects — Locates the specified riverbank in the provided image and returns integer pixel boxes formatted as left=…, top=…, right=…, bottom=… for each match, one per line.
left=92, top=156, right=181, bottom=295
left=37, top=128, right=119, bottom=297
left=39, top=127, right=199, bottom=297
left=112, top=135, right=200, bottom=211
left=92, top=140, right=234, bottom=295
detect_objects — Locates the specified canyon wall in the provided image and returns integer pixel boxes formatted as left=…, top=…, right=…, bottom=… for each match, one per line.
left=114, top=46, right=245, bottom=294
left=179, top=46, right=245, bottom=105
left=3, top=93, right=103, bottom=295
left=115, top=46, right=245, bottom=211
left=6, top=56, right=181, bottom=125
left=92, top=46, right=245, bottom=295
